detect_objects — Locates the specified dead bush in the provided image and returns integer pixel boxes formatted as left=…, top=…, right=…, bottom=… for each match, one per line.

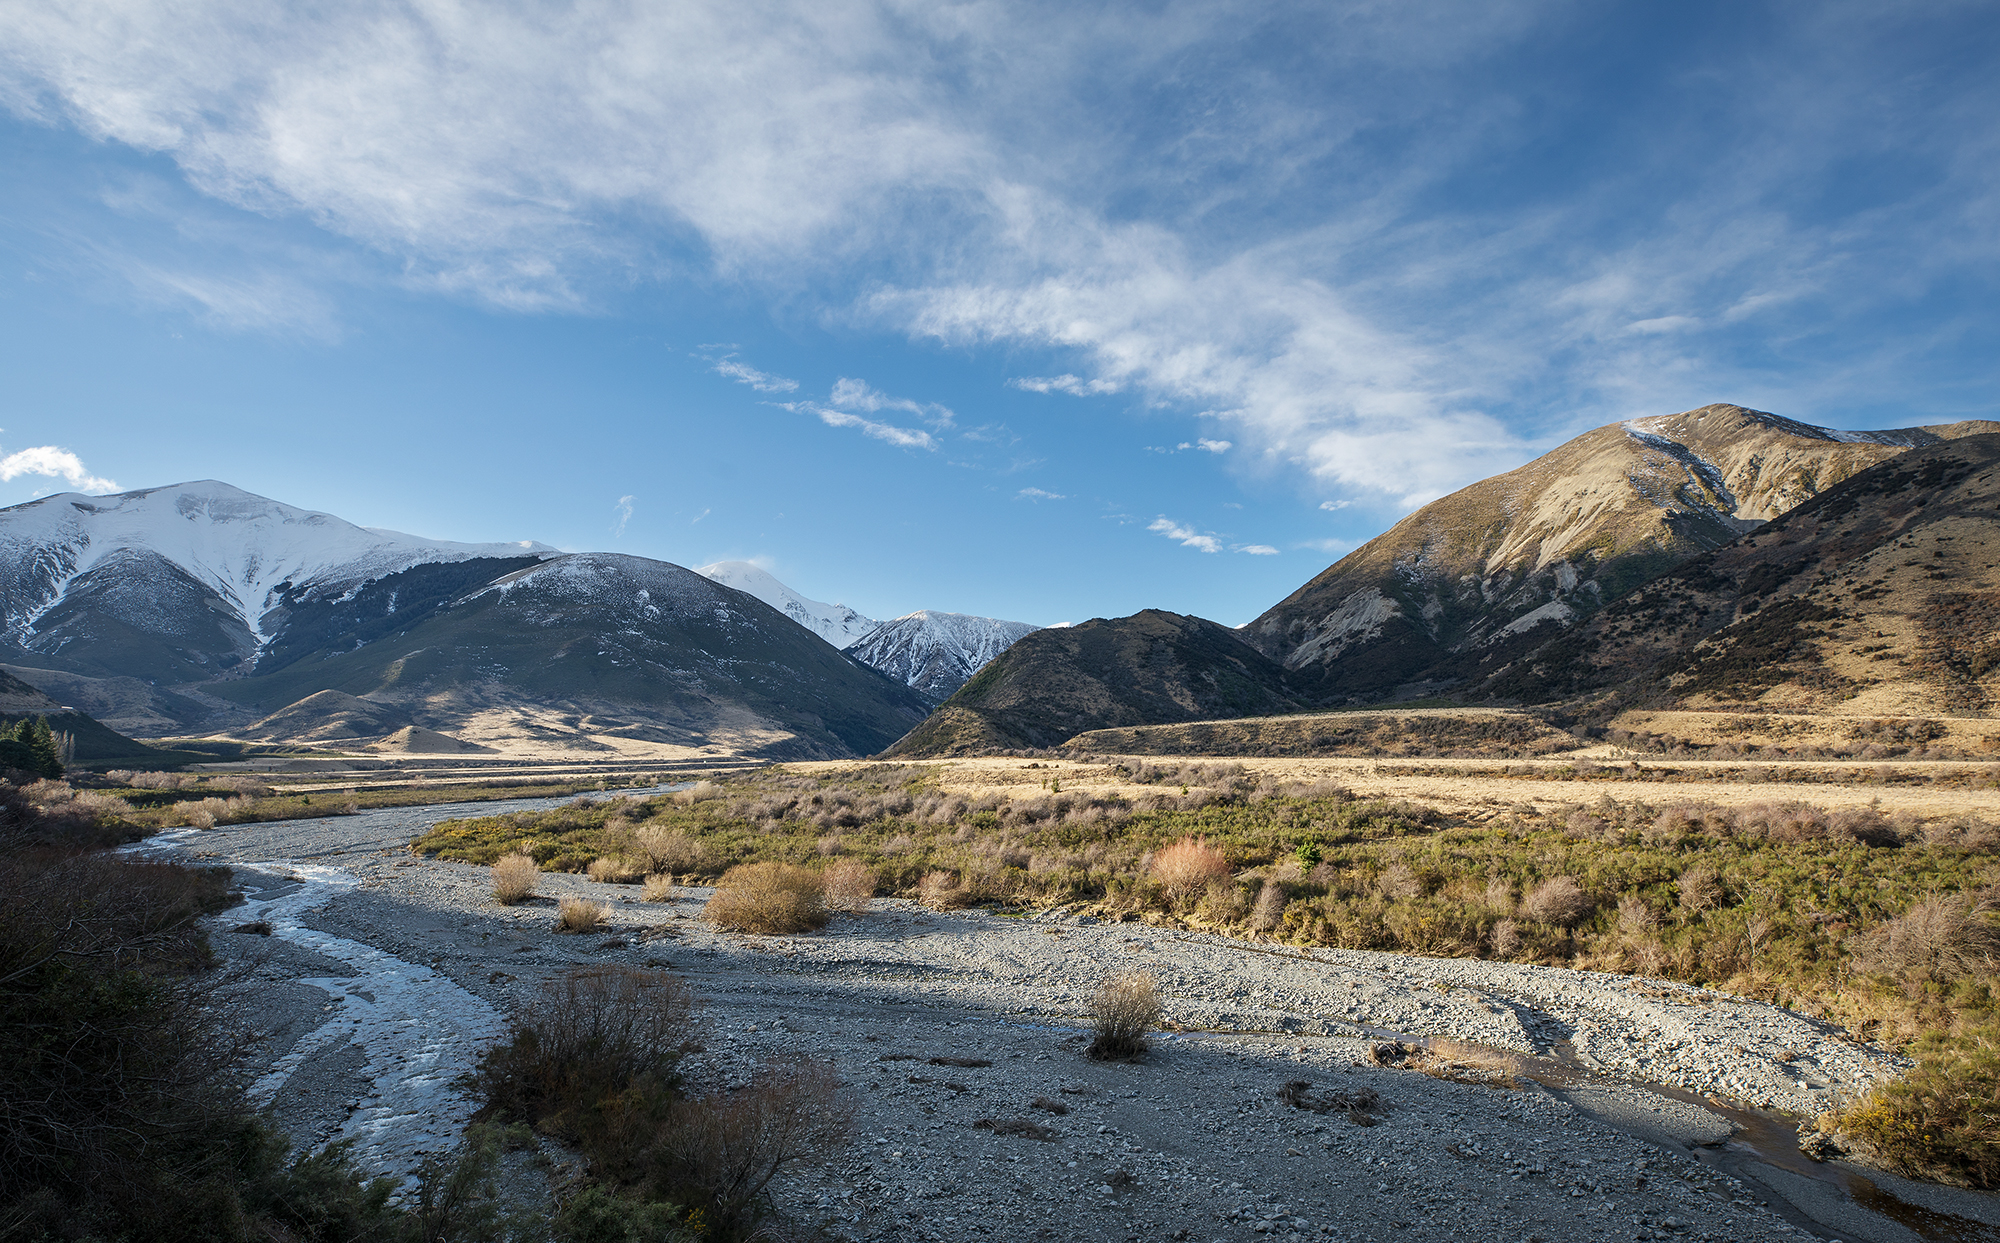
left=918, top=870, right=972, bottom=911
left=651, top=1061, right=853, bottom=1236
left=1087, top=970, right=1161, bottom=1062
left=587, top=856, right=640, bottom=884
left=492, top=853, right=539, bottom=905
left=1249, top=882, right=1288, bottom=932
left=1617, top=894, right=1659, bottom=931
left=642, top=873, right=676, bottom=903
left=1522, top=876, right=1592, bottom=925
left=703, top=862, right=829, bottom=935
left=556, top=896, right=610, bottom=934
left=631, top=825, right=711, bottom=876
left=1489, top=918, right=1521, bottom=956
left=821, top=859, right=876, bottom=913
left=1856, top=896, right=2000, bottom=983
left=1677, top=866, right=1723, bottom=913
left=1150, top=836, right=1231, bottom=907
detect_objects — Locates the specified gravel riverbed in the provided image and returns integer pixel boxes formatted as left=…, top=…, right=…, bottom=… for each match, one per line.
left=163, top=802, right=2000, bottom=1243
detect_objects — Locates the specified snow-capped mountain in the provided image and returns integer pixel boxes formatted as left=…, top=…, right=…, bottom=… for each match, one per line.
left=695, top=561, right=878, bottom=648
left=847, top=610, right=1039, bottom=700
left=0, top=480, right=556, bottom=680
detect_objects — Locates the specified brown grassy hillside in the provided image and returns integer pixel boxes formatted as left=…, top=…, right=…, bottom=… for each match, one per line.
left=1475, top=433, right=2000, bottom=717
left=1247, top=404, right=2000, bottom=704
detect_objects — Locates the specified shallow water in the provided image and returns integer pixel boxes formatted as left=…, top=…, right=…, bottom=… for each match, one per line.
left=139, top=783, right=687, bottom=1183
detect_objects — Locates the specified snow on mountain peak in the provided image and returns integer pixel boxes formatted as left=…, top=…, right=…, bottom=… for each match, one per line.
left=848, top=609, right=1039, bottom=699
left=695, top=560, right=877, bottom=648
left=0, top=480, right=556, bottom=647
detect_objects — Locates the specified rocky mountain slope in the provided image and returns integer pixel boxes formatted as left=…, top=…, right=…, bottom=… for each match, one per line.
left=695, top=561, right=878, bottom=648
left=1471, top=432, right=2000, bottom=718
left=884, top=610, right=1299, bottom=756
left=204, top=553, right=934, bottom=760
left=845, top=610, right=1039, bottom=700
left=1244, top=405, right=2000, bottom=704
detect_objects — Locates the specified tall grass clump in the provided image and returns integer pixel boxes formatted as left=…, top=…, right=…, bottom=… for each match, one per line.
left=703, top=862, right=828, bottom=935
left=557, top=896, right=610, bottom=934
left=1087, top=970, right=1161, bottom=1062
left=492, top=852, right=539, bottom=905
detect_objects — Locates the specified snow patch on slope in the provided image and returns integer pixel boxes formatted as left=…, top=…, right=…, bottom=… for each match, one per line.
left=696, top=560, right=877, bottom=648
left=847, top=610, right=1039, bottom=699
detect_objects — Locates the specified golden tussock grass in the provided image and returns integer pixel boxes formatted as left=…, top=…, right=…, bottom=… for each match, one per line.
left=491, top=852, right=539, bottom=905
left=702, top=861, right=829, bottom=935
left=556, top=895, right=609, bottom=934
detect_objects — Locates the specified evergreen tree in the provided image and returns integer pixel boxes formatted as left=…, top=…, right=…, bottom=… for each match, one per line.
left=28, top=717, right=62, bottom=778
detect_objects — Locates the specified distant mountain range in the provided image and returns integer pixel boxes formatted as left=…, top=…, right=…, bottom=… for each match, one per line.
left=695, top=561, right=881, bottom=648
left=892, top=406, right=2000, bottom=754
left=695, top=560, right=1039, bottom=697
left=0, top=481, right=1036, bottom=757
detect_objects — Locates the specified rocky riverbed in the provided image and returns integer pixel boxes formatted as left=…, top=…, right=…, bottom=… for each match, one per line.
left=160, top=800, right=2000, bottom=1243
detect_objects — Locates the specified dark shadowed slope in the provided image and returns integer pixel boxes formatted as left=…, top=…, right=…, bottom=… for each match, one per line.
left=884, top=610, right=1300, bottom=756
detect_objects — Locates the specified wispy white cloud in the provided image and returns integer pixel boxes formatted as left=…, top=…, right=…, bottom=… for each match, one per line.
left=829, top=377, right=953, bottom=427
left=0, top=445, right=119, bottom=493
left=1178, top=438, right=1231, bottom=454
left=690, top=507, right=711, bottom=524
left=1318, top=499, right=1351, bottom=511
left=788, top=404, right=937, bottom=450
left=1010, top=373, right=1119, bottom=396
left=1016, top=486, right=1065, bottom=500
left=1238, top=544, right=1278, bottom=555
left=1148, top=516, right=1221, bottom=554
left=611, top=494, right=635, bottom=536
left=711, top=356, right=797, bottom=393
left=4, top=1, right=1993, bottom=505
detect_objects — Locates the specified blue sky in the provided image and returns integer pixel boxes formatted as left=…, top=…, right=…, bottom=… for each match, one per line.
left=0, top=1, right=1994, bottom=627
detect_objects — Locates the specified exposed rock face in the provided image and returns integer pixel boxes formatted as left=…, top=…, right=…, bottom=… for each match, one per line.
left=1473, top=433, right=2000, bottom=716
left=884, top=610, right=1299, bottom=756
left=1246, top=404, right=2000, bottom=703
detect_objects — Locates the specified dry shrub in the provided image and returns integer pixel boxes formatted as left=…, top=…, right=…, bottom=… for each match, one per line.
left=1677, top=866, right=1723, bottom=913
left=1489, top=918, right=1521, bottom=956
left=821, top=859, right=876, bottom=913
left=492, top=852, right=539, bottom=905
left=670, top=780, right=725, bottom=805
left=652, top=1061, right=854, bottom=1235
left=918, top=870, right=971, bottom=911
left=1149, top=836, right=1230, bottom=906
left=587, top=856, right=640, bottom=884
left=641, top=873, right=677, bottom=903
left=1087, top=970, right=1161, bottom=1061
left=556, top=896, right=610, bottom=934
left=1249, top=882, right=1288, bottom=932
left=477, top=966, right=696, bottom=1132
left=1377, top=862, right=1423, bottom=901
left=1617, top=894, right=1659, bottom=931
left=704, top=862, right=829, bottom=935
left=1856, top=896, right=2000, bottom=983
left=1522, top=876, right=1591, bottom=925
left=1483, top=876, right=1516, bottom=912
left=631, top=826, right=710, bottom=876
